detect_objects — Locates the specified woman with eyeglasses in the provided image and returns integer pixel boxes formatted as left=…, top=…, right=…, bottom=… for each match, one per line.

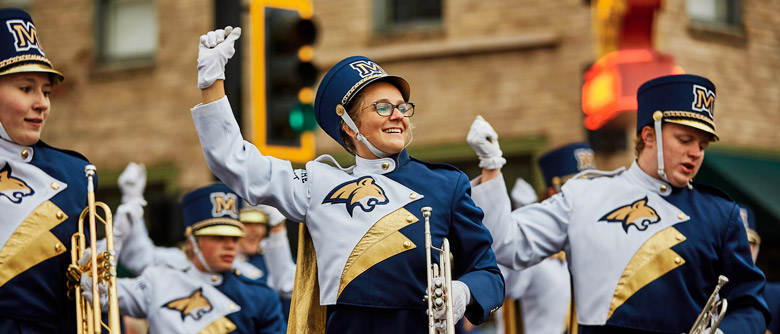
left=191, top=27, right=504, bottom=333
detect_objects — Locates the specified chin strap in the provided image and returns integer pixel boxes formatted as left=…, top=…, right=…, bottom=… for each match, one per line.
left=652, top=111, right=669, bottom=183
left=188, top=234, right=214, bottom=273
left=337, top=104, right=391, bottom=158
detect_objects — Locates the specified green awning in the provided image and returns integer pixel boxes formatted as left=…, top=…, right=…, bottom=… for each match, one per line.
left=696, top=149, right=780, bottom=231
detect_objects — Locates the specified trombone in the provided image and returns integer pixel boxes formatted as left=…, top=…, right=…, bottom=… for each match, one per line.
left=66, top=165, right=121, bottom=334
left=689, top=275, right=729, bottom=334
left=422, top=207, right=455, bottom=334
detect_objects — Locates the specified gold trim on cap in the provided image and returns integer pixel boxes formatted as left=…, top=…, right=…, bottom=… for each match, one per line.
left=652, top=111, right=663, bottom=121
left=194, top=225, right=245, bottom=237
left=0, top=62, right=63, bottom=84
left=239, top=210, right=267, bottom=224
left=335, top=104, right=345, bottom=116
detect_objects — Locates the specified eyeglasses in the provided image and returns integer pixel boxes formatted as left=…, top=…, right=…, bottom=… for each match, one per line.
left=363, top=102, right=415, bottom=117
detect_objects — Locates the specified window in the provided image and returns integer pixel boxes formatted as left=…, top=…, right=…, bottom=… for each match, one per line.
left=686, top=0, right=741, bottom=28
left=374, top=0, right=442, bottom=32
left=97, top=0, right=158, bottom=63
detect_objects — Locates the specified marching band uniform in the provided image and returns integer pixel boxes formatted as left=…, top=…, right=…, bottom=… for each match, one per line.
left=0, top=8, right=89, bottom=332
left=236, top=204, right=296, bottom=321
left=470, top=75, right=768, bottom=333
left=112, top=184, right=286, bottom=334
left=489, top=143, right=594, bottom=334
left=192, top=46, right=504, bottom=332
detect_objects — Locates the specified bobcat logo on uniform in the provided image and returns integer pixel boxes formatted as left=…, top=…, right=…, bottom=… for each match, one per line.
left=323, top=176, right=389, bottom=216
left=0, top=164, right=34, bottom=203
left=163, top=288, right=213, bottom=320
left=6, top=19, right=43, bottom=54
left=211, top=192, right=239, bottom=219
left=599, top=196, right=660, bottom=233
left=692, top=84, right=715, bottom=119
left=350, top=60, right=385, bottom=78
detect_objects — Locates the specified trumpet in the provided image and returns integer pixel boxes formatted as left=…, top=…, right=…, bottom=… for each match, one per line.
left=422, top=207, right=455, bottom=334
left=66, top=165, right=121, bottom=334
left=689, top=275, right=729, bottom=334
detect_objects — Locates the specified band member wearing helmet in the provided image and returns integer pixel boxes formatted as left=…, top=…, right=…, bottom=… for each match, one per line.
left=467, top=74, right=768, bottom=333
left=191, top=27, right=504, bottom=333
left=0, top=8, right=95, bottom=332
left=84, top=184, right=286, bottom=333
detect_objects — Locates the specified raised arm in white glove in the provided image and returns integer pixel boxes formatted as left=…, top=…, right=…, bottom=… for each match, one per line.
left=197, top=26, right=242, bottom=89
left=118, top=162, right=147, bottom=205
left=510, top=177, right=538, bottom=208
left=467, top=115, right=506, bottom=170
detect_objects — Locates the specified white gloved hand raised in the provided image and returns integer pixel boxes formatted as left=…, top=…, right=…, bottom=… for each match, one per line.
left=510, top=177, right=538, bottom=208
left=197, top=26, right=242, bottom=89
left=467, top=115, right=506, bottom=170
left=113, top=200, right=145, bottom=243
left=78, top=249, right=109, bottom=311
left=118, top=162, right=147, bottom=205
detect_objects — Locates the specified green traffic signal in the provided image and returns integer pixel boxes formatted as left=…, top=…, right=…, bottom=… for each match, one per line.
left=289, top=103, right=317, bottom=133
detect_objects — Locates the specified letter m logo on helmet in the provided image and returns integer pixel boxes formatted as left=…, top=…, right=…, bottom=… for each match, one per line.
left=692, top=84, right=715, bottom=118
left=210, top=192, right=239, bottom=219
left=349, top=60, right=385, bottom=78
left=6, top=19, right=41, bottom=53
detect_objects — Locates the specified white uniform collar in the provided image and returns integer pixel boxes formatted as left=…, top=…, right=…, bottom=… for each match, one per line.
left=626, top=160, right=673, bottom=196
left=0, top=131, right=34, bottom=163
left=185, top=263, right=225, bottom=286
left=353, top=154, right=397, bottom=175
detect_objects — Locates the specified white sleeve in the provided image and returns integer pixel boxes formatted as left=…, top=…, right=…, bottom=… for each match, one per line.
left=118, top=216, right=189, bottom=275
left=261, top=229, right=297, bottom=298
left=191, top=96, right=309, bottom=222
left=115, top=274, right=151, bottom=318
left=470, top=174, right=570, bottom=270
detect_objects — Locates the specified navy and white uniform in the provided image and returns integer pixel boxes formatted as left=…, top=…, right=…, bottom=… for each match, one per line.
left=472, top=162, right=768, bottom=333
left=116, top=262, right=285, bottom=334
left=497, top=258, right=570, bottom=334
left=0, top=136, right=91, bottom=332
left=191, top=96, right=504, bottom=332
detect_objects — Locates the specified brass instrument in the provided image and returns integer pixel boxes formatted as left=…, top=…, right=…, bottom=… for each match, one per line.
left=422, top=207, right=455, bottom=334
left=66, top=165, right=121, bottom=334
left=689, top=275, right=729, bottom=334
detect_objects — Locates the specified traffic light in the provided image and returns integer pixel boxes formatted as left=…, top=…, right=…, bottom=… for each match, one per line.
left=251, top=0, right=317, bottom=163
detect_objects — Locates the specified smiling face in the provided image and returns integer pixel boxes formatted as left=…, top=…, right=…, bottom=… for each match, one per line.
left=344, top=81, right=410, bottom=159
left=639, top=122, right=710, bottom=188
left=0, top=72, right=52, bottom=146
left=191, top=235, right=240, bottom=273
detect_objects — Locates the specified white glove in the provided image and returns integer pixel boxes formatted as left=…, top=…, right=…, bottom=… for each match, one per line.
left=260, top=205, right=286, bottom=227
left=197, top=26, right=242, bottom=89
left=78, top=249, right=109, bottom=311
left=118, top=162, right=147, bottom=205
left=113, top=200, right=145, bottom=253
left=467, top=115, right=506, bottom=170
left=432, top=279, right=471, bottom=326
left=510, top=177, right=537, bottom=208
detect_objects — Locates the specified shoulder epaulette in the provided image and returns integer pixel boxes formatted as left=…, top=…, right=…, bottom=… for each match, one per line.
left=37, top=140, right=90, bottom=162
left=232, top=269, right=271, bottom=286
left=571, top=167, right=625, bottom=181
left=692, top=181, right=734, bottom=201
left=409, top=156, right=460, bottom=172
left=313, top=154, right=355, bottom=173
